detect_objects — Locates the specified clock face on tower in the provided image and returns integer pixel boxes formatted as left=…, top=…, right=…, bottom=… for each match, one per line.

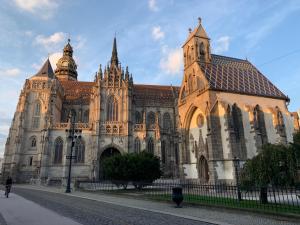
left=62, top=61, right=68, bottom=67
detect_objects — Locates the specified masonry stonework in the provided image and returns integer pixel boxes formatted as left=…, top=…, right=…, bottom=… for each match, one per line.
left=2, top=20, right=295, bottom=184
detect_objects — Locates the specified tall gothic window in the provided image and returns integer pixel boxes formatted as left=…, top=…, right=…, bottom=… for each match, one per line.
left=253, top=105, right=268, bottom=145
left=135, top=111, right=142, bottom=124
left=54, top=137, right=63, bottom=164
left=134, top=138, right=141, bottom=153
left=232, top=104, right=242, bottom=140
left=163, top=112, right=172, bottom=130
left=70, top=109, right=77, bottom=123
left=147, top=138, right=154, bottom=154
left=147, top=111, right=155, bottom=127
left=32, top=101, right=41, bottom=128
left=74, top=139, right=85, bottom=163
left=83, top=110, right=89, bottom=123
left=107, top=96, right=118, bottom=121
left=161, top=140, right=166, bottom=164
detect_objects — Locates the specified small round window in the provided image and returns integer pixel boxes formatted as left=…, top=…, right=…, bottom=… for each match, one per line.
left=197, top=114, right=205, bottom=128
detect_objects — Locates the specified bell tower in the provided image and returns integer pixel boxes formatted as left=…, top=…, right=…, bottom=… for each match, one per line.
left=183, top=18, right=211, bottom=69
left=55, top=39, right=78, bottom=81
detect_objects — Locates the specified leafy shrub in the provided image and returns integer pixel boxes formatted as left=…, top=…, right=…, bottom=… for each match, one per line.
left=102, top=151, right=162, bottom=189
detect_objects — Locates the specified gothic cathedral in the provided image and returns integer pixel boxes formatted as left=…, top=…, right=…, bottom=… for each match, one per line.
left=2, top=19, right=296, bottom=184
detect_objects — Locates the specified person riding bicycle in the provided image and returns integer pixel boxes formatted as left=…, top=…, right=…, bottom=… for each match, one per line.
left=5, top=176, right=12, bottom=197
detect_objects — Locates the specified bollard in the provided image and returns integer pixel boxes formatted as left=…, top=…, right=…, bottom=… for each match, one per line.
left=172, top=186, right=183, bottom=208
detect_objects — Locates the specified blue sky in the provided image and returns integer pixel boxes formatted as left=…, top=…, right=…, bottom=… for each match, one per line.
left=0, top=0, right=300, bottom=156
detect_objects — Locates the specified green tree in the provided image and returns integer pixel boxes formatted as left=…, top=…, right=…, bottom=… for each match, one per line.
left=102, top=152, right=162, bottom=189
left=240, top=143, right=297, bottom=188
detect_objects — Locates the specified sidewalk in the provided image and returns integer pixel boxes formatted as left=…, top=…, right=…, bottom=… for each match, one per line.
left=15, top=185, right=300, bottom=225
left=0, top=190, right=82, bottom=225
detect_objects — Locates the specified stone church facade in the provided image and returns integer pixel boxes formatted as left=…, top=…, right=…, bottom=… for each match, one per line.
left=2, top=19, right=296, bottom=183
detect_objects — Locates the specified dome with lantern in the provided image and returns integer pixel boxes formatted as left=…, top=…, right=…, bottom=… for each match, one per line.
left=55, top=39, right=78, bottom=81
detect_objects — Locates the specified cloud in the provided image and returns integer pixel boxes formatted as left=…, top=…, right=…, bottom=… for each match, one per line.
left=160, top=48, right=183, bottom=75
left=49, top=52, right=63, bottom=70
left=152, top=26, right=165, bottom=41
left=213, top=36, right=230, bottom=54
left=35, top=32, right=67, bottom=50
left=13, top=0, right=59, bottom=19
left=0, top=68, right=21, bottom=77
left=148, top=0, right=158, bottom=11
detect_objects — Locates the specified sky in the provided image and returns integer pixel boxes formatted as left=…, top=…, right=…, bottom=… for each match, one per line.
left=0, top=0, right=300, bottom=156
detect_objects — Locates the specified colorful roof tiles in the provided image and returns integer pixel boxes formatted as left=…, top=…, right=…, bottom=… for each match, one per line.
left=200, top=54, right=288, bottom=100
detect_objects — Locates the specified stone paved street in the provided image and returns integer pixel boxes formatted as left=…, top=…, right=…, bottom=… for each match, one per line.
left=2, top=185, right=299, bottom=225
left=1, top=187, right=213, bottom=225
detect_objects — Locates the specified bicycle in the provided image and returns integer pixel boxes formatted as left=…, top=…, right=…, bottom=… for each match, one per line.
left=4, top=185, right=11, bottom=198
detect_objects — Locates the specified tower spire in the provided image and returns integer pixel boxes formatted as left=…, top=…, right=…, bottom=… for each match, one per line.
left=111, top=36, right=118, bottom=66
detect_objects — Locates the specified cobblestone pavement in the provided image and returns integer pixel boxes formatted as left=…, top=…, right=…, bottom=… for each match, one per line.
left=13, top=187, right=212, bottom=225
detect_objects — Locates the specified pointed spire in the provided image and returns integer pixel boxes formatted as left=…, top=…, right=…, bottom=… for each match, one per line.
left=34, top=58, right=54, bottom=79
left=98, top=64, right=102, bottom=79
left=125, top=66, right=129, bottom=80
left=111, top=36, right=119, bottom=66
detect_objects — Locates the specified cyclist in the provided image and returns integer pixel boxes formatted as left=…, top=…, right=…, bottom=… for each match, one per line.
left=5, top=176, right=12, bottom=198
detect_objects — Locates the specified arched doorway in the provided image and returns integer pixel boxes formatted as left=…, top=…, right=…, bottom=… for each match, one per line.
left=198, top=156, right=209, bottom=182
left=99, top=147, right=120, bottom=180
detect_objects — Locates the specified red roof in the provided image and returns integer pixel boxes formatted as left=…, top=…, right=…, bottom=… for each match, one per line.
left=133, top=84, right=180, bottom=106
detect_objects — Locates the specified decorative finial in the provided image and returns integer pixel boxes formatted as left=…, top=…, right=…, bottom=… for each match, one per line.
left=68, top=38, right=70, bottom=43
left=198, top=17, right=202, bottom=24
left=188, top=28, right=192, bottom=33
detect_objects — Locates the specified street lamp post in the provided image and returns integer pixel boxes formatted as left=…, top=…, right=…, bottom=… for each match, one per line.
left=233, top=156, right=242, bottom=201
left=65, top=114, right=82, bottom=193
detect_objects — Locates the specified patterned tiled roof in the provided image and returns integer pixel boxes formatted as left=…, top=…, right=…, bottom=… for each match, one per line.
left=133, top=84, right=180, bottom=106
left=60, top=81, right=95, bottom=104
left=200, top=54, right=288, bottom=100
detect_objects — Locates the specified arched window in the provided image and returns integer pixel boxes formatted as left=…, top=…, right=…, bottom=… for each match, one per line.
left=253, top=105, right=268, bottom=145
left=30, top=136, right=37, bottom=148
left=83, top=110, right=89, bottom=123
left=199, top=42, right=205, bottom=56
left=275, top=107, right=284, bottom=127
left=32, top=101, right=41, bottom=128
left=29, top=156, right=33, bottom=166
left=54, top=137, right=63, bottom=164
left=275, top=106, right=286, bottom=140
left=161, top=140, right=166, bottom=164
left=135, top=111, right=142, bottom=124
left=147, top=111, right=155, bottom=127
left=107, top=96, right=118, bottom=121
left=61, top=108, right=69, bottom=122
left=163, top=113, right=172, bottom=130
left=147, top=138, right=154, bottom=154
left=134, top=138, right=141, bottom=153
left=232, top=104, right=242, bottom=140
left=74, top=139, right=85, bottom=163
left=70, top=109, right=77, bottom=123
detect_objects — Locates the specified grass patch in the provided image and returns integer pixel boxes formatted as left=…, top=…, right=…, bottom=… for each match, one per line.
left=147, top=194, right=300, bottom=215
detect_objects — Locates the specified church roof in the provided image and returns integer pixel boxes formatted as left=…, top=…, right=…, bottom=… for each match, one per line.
left=34, top=59, right=54, bottom=79
left=133, top=84, right=180, bottom=106
left=60, top=80, right=95, bottom=104
left=200, top=54, right=288, bottom=100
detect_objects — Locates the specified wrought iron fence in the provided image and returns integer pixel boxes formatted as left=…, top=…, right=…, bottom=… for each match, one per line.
left=79, top=180, right=300, bottom=214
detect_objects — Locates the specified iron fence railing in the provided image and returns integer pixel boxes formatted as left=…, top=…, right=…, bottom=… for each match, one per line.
left=78, top=180, right=300, bottom=214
